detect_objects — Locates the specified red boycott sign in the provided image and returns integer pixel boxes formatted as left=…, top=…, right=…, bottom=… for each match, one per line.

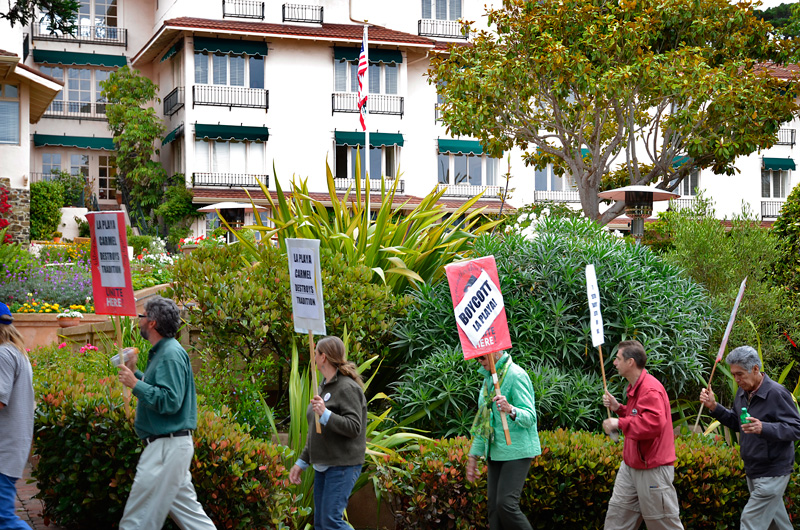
left=444, top=256, right=511, bottom=360
left=87, top=212, right=137, bottom=316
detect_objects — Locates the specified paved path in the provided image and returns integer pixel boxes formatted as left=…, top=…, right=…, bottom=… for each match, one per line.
left=14, top=462, right=66, bottom=530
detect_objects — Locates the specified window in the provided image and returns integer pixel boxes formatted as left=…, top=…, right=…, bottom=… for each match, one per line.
left=42, top=153, right=62, bottom=176
left=334, top=60, right=398, bottom=95
left=39, top=66, right=64, bottom=107
left=195, top=52, right=264, bottom=88
left=39, top=67, right=111, bottom=114
left=0, top=84, right=20, bottom=144
left=679, top=169, right=699, bottom=196
left=438, top=152, right=498, bottom=186
left=78, top=0, right=117, bottom=29
left=422, top=0, right=461, bottom=20
left=762, top=169, right=789, bottom=198
left=195, top=140, right=266, bottom=174
left=335, top=145, right=398, bottom=180
left=98, top=155, right=116, bottom=200
left=71, top=154, right=89, bottom=177
left=534, top=164, right=577, bottom=191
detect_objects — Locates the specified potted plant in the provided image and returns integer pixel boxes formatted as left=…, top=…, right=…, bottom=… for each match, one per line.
left=52, top=231, right=63, bottom=243
left=56, top=310, right=84, bottom=328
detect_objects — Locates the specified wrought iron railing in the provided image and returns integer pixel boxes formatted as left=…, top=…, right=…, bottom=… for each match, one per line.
left=192, top=173, right=269, bottom=188
left=776, top=128, right=796, bottom=146
left=533, top=190, right=581, bottom=203
left=164, top=87, right=185, bottom=116
left=43, top=101, right=107, bottom=120
left=193, top=85, right=269, bottom=110
left=761, top=200, right=784, bottom=219
left=282, top=3, right=323, bottom=23
left=331, top=93, right=404, bottom=116
left=418, top=19, right=467, bottom=39
left=32, top=23, right=127, bottom=47
left=437, top=183, right=504, bottom=199
left=222, top=0, right=265, bottom=19
left=669, top=197, right=696, bottom=211
left=334, top=177, right=404, bottom=194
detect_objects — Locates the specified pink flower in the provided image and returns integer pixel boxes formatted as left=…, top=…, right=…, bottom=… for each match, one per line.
left=57, top=342, right=66, bottom=349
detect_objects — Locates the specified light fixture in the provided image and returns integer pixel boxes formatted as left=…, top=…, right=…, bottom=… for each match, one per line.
left=597, top=185, right=679, bottom=245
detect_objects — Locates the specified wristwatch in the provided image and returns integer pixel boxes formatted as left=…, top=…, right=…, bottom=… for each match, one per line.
left=510, top=406, right=517, bottom=420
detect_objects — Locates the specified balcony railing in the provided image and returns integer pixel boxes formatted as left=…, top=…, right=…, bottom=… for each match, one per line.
left=334, top=177, right=404, bottom=194
left=192, top=172, right=269, bottom=188
left=32, top=23, right=127, bottom=47
left=776, top=128, right=796, bottom=146
left=761, top=200, right=784, bottom=219
left=332, top=93, right=404, bottom=117
left=193, top=85, right=269, bottom=110
left=669, top=197, right=696, bottom=211
left=418, top=19, right=468, bottom=39
left=437, top=183, right=504, bottom=199
left=222, top=0, right=265, bottom=19
left=164, top=87, right=185, bottom=116
left=43, top=101, right=107, bottom=120
left=533, top=190, right=581, bottom=203
left=282, top=3, right=323, bottom=23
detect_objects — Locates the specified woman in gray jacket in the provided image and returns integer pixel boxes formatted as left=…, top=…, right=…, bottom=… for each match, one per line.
left=289, top=336, right=367, bottom=530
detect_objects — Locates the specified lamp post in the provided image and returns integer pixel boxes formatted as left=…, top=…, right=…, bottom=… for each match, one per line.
left=597, top=185, right=679, bottom=245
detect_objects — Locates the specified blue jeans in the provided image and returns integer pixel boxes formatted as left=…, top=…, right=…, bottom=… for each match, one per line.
left=313, top=465, right=361, bottom=530
left=0, top=473, right=30, bottom=530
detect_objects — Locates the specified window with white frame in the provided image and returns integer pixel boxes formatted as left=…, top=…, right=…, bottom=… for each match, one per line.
left=194, top=140, right=266, bottom=174
left=438, top=152, right=497, bottom=186
left=194, top=52, right=264, bottom=88
left=335, top=145, right=397, bottom=180
left=334, top=59, right=398, bottom=95
left=42, top=153, right=62, bottom=176
left=534, top=164, right=577, bottom=191
left=422, top=0, right=461, bottom=20
left=70, top=154, right=89, bottom=177
left=679, top=168, right=699, bottom=196
left=39, top=67, right=112, bottom=113
left=762, top=169, right=790, bottom=198
left=0, top=84, right=20, bottom=145
left=98, top=155, right=116, bottom=200
left=78, top=0, right=118, bottom=31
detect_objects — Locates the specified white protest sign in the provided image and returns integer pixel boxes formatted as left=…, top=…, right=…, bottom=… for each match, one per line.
left=453, top=269, right=505, bottom=347
left=94, top=213, right=126, bottom=287
left=585, top=264, right=604, bottom=347
left=286, top=238, right=326, bottom=335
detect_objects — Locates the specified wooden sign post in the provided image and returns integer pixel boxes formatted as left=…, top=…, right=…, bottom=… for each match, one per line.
left=286, top=238, right=327, bottom=434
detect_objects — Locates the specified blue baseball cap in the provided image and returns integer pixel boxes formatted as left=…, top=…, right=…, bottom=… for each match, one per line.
left=0, top=302, right=13, bottom=325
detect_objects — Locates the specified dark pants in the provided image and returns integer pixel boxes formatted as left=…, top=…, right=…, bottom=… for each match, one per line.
left=0, top=473, right=30, bottom=530
left=487, top=458, right=533, bottom=530
left=313, top=464, right=361, bottom=530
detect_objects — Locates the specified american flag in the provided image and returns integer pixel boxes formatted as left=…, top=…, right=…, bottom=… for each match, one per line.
left=357, top=36, right=368, bottom=131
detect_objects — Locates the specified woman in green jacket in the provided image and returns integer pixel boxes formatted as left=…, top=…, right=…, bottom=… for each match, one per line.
left=466, top=350, right=541, bottom=530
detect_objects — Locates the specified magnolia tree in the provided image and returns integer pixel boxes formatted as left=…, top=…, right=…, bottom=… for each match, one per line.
left=430, top=0, right=799, bottom=223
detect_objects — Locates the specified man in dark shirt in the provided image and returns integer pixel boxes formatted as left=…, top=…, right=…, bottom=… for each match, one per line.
left=700, top=345, right=800, bottom=530
left=117, top=296, right=216, bottom=530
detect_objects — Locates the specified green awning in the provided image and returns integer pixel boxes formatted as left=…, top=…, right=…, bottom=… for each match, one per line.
left=438, top=139, right=483, bottom=155
left=160, top=40, right=183, bottom=63
left=33, top=134, right=115, bottom=150
left=162, top=124, right=184, bottom=145
left=763, top=157, right=796, bottom=171
left=335, top=131, right=404, bottom=147
left=581, top=148, right=590, bottom=157
left=194, top=37, right=268, bottom=57
left=32, top=49, right=126, bottom=67
left=195, top=124, right=269, bottom=142
left=333, top=46, right=403, bottom=64
left=672, top=155, right=691, bottom=168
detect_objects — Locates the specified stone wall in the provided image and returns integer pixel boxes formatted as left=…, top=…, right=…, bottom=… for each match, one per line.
left=0, top=177, right=30, bottom=243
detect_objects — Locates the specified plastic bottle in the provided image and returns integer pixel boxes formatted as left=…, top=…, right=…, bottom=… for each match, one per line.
left=740, top=407, right=751, bottom=425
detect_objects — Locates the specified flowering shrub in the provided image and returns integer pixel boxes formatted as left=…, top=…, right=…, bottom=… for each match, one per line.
left=131, top=247, right=174, bottom=290
left=0, top=264, right=93, bottom=308
left=78, top=343, right=99, bottom=354
left=56, top=310, right=83, bottom=319
left=35, top=240, right=91, bottom=264
left=0, top=185, right=11, bottom=243
left=178, top=233, right=226, bottom=251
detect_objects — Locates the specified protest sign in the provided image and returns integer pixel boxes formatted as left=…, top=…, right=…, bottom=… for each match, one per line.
left=585, top=264, right=605, bottom=347
left=87, top=212, right=136, bottom=316
left=286, top=238, right=326, bottom=335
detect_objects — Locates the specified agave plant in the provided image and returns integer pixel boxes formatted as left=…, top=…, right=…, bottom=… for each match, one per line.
left=220, top=153, right=501, bottom=293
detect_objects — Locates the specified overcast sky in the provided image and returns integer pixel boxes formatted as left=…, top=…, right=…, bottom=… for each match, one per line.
left=755, top=0, right=795, bottom=9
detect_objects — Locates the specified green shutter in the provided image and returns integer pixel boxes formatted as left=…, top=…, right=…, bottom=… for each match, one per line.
left=333, top=46, right=403, bottom=64
left=437, top=139, right=483, bottom=155
left=195, top=124, right=269, bottom=142
left=32, top=49, right=126, bottom=68
left=162, top=124, right=184, bottom=145
left=763, top=157, right=796, bottom=171
left=160, top=40, right=183, bottom=63
left=33, top=134, right=115, bottom=150
left=672, top=155, right=691, bottom=168
left=334, top=131, right=404, bottom=147
left=193, top=37, right=268, bottom=57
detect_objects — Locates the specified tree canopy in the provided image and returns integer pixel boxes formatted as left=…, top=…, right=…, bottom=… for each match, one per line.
left=430, top=0, right=799, bottom=223
left=2, top=0, right=79, bottom=33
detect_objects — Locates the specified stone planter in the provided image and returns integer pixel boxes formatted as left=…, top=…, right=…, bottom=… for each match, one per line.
left=181, top=243, right=198, bottom=255
left=57, top=316, right=84, bottom=328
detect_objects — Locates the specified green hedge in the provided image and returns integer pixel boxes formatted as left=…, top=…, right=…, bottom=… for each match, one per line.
left=375, top=432, right=800, bottom=529
left=33, top=368, right=298, bottom=530
left=30, top=181, right=64, bottom=240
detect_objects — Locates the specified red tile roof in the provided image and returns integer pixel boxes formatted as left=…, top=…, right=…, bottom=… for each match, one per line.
left=16, top=63, right=64, bottom=86
left=754, top=62, right=800, bottom=80
left=0, top=49, right=18, bottom=57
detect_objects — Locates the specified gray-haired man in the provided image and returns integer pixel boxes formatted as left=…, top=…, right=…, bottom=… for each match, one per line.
left=699, top=345, right=800, bottom=530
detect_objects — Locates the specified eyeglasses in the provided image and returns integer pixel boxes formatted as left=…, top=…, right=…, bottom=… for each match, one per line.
left=138, top=314, right=148, bottom=319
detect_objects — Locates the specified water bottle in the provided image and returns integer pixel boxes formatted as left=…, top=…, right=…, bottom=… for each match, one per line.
left=740, top=407, right=751, bottom=425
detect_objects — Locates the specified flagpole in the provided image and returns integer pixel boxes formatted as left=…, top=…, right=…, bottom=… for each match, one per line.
left=363, top=24, right=370, bottom=182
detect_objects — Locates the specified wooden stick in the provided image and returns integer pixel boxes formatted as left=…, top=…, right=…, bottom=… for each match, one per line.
left=693, top=361, right=719, bottom=433
left=115, top=315, right=131, bottom=417
left=598, top=345, right=612, bottom=419
left=487, top=353, right=512, bottom=446
left=309, top=331, right=321, bottom=434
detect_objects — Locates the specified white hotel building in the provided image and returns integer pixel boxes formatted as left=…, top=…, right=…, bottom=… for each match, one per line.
left=0, top=0, right=797, bottom=241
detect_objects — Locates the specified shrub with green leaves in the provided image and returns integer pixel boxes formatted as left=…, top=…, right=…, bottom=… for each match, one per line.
left=30, top=180, right=64, bottom=240
left=391, top=217, right=714, bottom=435
left=772, top=182, right=800, bottom=297
left=375, top=432, right=800, bottom=529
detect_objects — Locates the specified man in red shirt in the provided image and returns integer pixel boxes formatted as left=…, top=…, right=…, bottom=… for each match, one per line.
left=602, top=340, right=684, bottom=530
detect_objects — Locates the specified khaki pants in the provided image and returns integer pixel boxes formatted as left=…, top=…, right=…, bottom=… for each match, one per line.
left=741, top=475, right=793, bottom=530
left=604, top=462, right=684, bottom=530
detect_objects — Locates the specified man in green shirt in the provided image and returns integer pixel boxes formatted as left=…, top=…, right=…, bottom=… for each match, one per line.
left=117, top=296, right=216, bottom=530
